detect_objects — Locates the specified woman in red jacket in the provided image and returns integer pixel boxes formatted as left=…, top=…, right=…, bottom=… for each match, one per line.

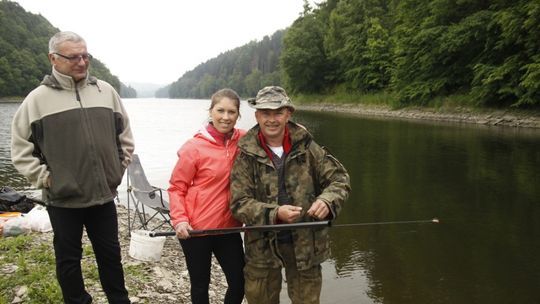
left=168, top=88, right=246, bottom=304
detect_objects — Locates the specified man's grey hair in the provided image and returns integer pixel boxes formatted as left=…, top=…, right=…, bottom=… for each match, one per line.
left=48, top=31, right=86, bottom=54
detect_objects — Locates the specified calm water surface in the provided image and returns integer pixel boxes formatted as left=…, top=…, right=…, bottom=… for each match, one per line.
left=2, top=98, right=539, bottom=303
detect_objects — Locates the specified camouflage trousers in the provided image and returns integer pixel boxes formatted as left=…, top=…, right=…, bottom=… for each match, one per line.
left=244, top=243, right=322, bottom=304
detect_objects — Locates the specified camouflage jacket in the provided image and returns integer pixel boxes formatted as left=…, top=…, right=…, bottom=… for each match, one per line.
left=230, top=122, right=351, bottom=270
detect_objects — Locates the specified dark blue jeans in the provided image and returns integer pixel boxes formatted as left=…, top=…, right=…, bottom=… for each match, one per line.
left=47, top=202, right=130, bottom=304
left=180, top=233, right=245, bottom=304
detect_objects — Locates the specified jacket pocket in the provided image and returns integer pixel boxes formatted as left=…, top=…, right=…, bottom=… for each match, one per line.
left=105, top=155, right=124, bottom=191
left=312, top=228, right=329, bottom=256
left=244, top=232, right=272, bottom=262
left=47, top=168, right=83, bottom=201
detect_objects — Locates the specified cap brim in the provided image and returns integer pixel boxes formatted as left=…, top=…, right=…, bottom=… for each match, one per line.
left=248, top=103, right=295, bottom=112
left=248, top=103, right=281, bottom=110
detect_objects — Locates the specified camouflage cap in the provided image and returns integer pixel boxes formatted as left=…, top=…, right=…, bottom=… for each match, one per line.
left=247, top=86, right=295, bottom=112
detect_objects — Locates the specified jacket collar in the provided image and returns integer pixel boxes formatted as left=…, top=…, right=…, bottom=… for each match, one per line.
left=197, top=122, right=240, bottom=146
left=257, top=125, right=292, bottom=161
left=239, top=121, right=313, bottom=159
left=41, top=67, right=98, bottom=90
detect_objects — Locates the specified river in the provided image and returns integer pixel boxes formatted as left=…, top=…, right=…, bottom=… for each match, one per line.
left=2, top=98, right=540, bottom=303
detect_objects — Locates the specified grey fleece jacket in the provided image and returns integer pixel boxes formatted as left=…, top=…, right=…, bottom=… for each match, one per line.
left=10, top=68, right=135, bottom=208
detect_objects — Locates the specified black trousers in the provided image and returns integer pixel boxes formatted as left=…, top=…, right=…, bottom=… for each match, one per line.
left=180, top=233, right=245, bottom=304
left=47, top=202, right=130, bottom=304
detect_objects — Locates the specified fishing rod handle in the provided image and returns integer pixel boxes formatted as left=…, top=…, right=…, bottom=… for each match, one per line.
left=148, top=229, right=233, bottom=237
left=149, top=231, right=176, bottom=237
left=148, top=229, right=232, bottom=237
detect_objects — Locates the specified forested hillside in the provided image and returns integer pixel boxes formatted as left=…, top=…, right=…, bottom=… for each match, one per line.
left=162, top=30, right=284, bottom=98
left=282, top=0, right=540, bottom=107
left=164, top=0, right=540, bottom=108
left=0, top=1, right=136, bottom=98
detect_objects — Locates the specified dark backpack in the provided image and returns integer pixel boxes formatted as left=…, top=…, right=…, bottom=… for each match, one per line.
left=0, top=186, right=35, bottom=213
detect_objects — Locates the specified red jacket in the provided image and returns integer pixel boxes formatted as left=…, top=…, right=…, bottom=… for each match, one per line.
left=168, top=125, right=246, bottom=232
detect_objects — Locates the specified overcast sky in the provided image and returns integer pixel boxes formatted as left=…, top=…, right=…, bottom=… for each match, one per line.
left=15, top=0, right=314, bottom=85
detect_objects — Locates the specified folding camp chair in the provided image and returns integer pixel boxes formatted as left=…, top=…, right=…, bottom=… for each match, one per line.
left=126, top=154, right=172, bottom=234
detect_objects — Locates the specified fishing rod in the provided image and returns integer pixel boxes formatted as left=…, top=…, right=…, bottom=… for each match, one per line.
left=149, top=218, right=439, bottom=237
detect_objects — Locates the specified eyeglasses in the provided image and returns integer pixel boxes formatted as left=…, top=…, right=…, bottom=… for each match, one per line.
left=54, top=52, right=93, bottom=63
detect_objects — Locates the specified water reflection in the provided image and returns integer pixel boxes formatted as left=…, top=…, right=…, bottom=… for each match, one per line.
left=294, top=110, right=540, bottom=303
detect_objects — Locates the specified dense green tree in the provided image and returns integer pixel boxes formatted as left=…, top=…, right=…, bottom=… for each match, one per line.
left=281, top=2, right=330, bottom=93
left=198, top=74, right=219, bottom=98
left=392, top=0, right=491, bottom=104
left=226, top=71, right=245, bottom=96
left=517, top=2, right=540, bottom=106
left=0, top=57, right=16, bottom=95
left=244, top=69, right=264, bottom=95
left=0, top=1, right=55, bottom=97
left=383, top=0, right=539, bottom=106
left=470, top=1, right=540, bottom=106
left=325, top=0, right=394, bottom=92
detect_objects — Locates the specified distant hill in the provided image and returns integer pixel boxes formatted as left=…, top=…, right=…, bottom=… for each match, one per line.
left=164, top=30, right=285, bottom=99
left=155, top=84, right=170, bottom=98
left=0, top=0, right=133, bottom=98
left=120, top=83, right=137, bottom=98
left=127, top=82, right=164, bottom=98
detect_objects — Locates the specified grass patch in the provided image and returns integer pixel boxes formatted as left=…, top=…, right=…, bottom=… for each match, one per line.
left=0, top=234, right=62, bottom=303
left=0, top=234, right=148, bottom=303
left=124, top=263, right=149, bottom=280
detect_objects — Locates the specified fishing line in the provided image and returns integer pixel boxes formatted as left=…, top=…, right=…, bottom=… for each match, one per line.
left=332, top=218, right=439, bottom=228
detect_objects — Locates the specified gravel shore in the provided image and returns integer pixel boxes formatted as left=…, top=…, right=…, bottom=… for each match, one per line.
left=117, top=205, right=237, bottom=304
left=297, top=103, right=540, bottom=128
left=25, top=204, right=235, bottom=304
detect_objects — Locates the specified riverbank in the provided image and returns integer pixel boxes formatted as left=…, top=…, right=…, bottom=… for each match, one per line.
left=297, top=103, right=540, bottom=129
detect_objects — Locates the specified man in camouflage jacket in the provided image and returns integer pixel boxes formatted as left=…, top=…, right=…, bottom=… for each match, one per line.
left=230, top=86, right=351, bottom=304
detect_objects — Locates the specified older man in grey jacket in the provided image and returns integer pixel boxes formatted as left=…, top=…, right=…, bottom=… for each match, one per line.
left=11, top=31, right=134, bottom=304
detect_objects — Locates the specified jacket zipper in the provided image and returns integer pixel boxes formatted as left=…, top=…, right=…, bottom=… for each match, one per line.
left=75, top=86, right=107, bottom=201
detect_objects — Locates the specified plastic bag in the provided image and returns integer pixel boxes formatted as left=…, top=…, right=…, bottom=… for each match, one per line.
left=1, top=216, right=31, bottom=237
left=26, top=205, right=52, bottom=232
left=0, top=212, right=21, bottom=237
